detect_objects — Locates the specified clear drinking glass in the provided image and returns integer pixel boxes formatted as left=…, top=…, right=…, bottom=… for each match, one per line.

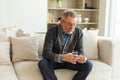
left=72, top=50, right=83, bottom=59
left=72, top=50, right=78, bottom=57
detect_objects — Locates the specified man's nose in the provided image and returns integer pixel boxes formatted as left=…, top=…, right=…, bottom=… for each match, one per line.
left=69, top=26, right=75, bottom=29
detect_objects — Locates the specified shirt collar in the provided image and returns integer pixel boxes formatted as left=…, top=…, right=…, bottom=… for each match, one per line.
left=58, top=24, right=73, bottom=36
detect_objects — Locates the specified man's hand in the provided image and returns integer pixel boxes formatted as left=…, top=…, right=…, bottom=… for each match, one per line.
left=77, top=56, right=87, bottom=64
left=62, top=53, right=77, bottom=64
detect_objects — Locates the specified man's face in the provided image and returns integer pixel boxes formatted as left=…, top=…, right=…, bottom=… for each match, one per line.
left=61, top=15, right=77, bottom=34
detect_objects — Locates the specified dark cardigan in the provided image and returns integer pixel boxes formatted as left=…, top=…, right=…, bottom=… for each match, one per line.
left=42, top=24, right=84, bottom=63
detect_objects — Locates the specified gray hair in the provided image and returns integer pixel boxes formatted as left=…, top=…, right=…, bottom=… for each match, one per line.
left=62, top=9, right=77, bottom=20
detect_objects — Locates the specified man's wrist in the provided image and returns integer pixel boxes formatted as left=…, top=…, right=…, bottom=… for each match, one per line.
left=54, top=54, right=63, bottom=63
left=61, top=54, right=66, bottom=62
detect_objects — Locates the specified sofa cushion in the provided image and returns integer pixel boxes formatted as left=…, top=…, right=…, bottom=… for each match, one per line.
left=0, top=26, right=18, bottom=42
left=13, top=61, right=75, bottom=80
left=82, top=29, right=98, bottom=59
left=11, top=36, right=40, bottom=62
left=55, top=60, right=112, bottom=80
left=0, top=65, right=18, bottom=80
left=0, top=33, right=9, bottom=42
left=13, top=61, right=43, bottom=80
left=87, top=60, right=112, bottom=80
left=0, top=25, right=17, bottom=37
left=13, top=60, right=111, bottom=80
left=0, top=42, right=10, bottom=65
left=29, top=33, right=45, bottom=57
left=37, top=34, right=46, bottom=57
left=16, top=29, right=30, bottom=37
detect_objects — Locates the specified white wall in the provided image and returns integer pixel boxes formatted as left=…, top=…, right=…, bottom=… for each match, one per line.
left=0, top=0, right=9, bottom=26
left=0, top=0, right=47, bottom=33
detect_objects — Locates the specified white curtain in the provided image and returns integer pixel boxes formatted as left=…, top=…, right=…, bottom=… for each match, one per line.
left=108, top=0, right=120, bottom=38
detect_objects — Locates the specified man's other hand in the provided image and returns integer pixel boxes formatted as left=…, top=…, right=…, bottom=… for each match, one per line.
left=62, top=53, right=78, bottom=64
left=77, top=56, right=87, bottom=64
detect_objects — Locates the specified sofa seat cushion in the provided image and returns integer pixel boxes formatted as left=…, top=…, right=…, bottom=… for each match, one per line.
left=13, top=60, right=112, bottom=80
left=87, top=60, right=112, bottom=80
left=0, top=65, right=18, bottom=80
left=14, top=61, right=43, bottom=80
left=54, top=60, right=112, bottom=80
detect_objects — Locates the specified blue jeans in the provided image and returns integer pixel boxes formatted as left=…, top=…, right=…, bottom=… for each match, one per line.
left=38, top=59, right=93, bottom=80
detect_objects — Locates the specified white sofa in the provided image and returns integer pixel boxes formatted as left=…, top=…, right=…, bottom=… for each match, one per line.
left=0, top=26, right=120, bottom=80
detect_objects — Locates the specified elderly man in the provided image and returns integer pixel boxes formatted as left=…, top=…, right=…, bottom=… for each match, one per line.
left=38, top=9, right=93, bottom=80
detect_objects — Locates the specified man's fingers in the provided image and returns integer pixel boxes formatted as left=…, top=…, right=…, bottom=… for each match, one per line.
left=77, top=56, right=87, bottom=63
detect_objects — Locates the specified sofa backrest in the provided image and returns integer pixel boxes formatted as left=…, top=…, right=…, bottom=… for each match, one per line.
left=0, top=26, right=99, bottom=64
left=37, top=29, right=99, bottom=60
left=0, top=26, right=17, bottom=65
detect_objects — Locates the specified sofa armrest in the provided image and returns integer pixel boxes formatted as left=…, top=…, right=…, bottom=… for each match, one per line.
left=98, top=37, right=120, bottom=77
